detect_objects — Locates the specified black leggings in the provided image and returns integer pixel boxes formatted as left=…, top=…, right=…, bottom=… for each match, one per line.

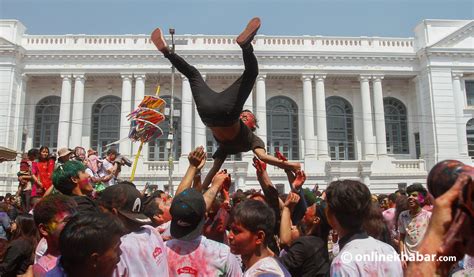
left=165, top=45, right=258, bottom=127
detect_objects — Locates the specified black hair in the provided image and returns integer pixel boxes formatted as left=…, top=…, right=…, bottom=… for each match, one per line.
left=232, top=199, right=275, bottom=245
left=377, top=194, right=388, bottom=204
left=11, top=214, right=39, bottom=244
left=388, top=193, right=397, bottom=203
left=313, top=203, right=331, bottom=243
left=326, top=180, right=371, bottom=232
left=406, top=184, right=427, bottom=197
left=27, top=148, right=38, bottom=159
left=395, top=189, right=407, bottom=196
left=143, top=200, right=163, bottom=220
left=362, top=202, right=392, bottom=246
left=33, top=195, right=77, bottom=226
left=60, top=212, right=125, bottom=273
left=106, top=148, right=118, bottom=156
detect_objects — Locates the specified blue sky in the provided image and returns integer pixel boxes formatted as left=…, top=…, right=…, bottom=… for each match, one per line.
left=1, top=0, right=472, bottom=37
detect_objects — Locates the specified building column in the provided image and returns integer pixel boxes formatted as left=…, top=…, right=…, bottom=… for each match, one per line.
left=119, top=74, right=133, bottom=157
left=255, top=75, right=267, bottom=148
left=133, top=74, right=148, bottom=158
left=372, top=75, right=388, bottom=158
left=452, top=72, right=468, bottom=156
left=134, top=74, right=146, bottom=109
left=58, top=74, right=72, bottom=148
left=70, top=74, right=86, bottom=148
left=359, top=75, right=376, bottom=159
left=181, top=75, right=193, bottom=156
left=194, top=74, right=207, bottom=149
left=314, top=74, right=330, bottom=160
left=14, top=74, right=28, bottom=152
left=302, top=74, right=316, bottom=158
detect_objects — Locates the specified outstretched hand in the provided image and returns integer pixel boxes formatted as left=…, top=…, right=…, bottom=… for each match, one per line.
left=292, top=170, right=306, bottom=191
left=212, top=169, right=231, bottom=189
left=252, top=156, right=267, bottom=174
left=188, top=146, right=206, bottom=169
left=284, top=192, right=300, bottom=211
left=275, top=148, right=288, bottom=162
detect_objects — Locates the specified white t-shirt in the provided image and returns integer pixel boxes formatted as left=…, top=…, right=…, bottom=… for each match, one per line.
left=113, top=225, right=169, bottom=277
left=243, top=257, right=291, bottom=277
left=101, top=159, right=116, bottom=186
left=398, top=209, right=432, bottom=257
left=165, top=235, right=242, bottom=276
left=331, top=236, right=403, bottom=277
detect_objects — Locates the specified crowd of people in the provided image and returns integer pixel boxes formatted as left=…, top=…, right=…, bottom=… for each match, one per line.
left=0, top=144, right=471, bottom=277
left=0, top=17, right=471, bottom=277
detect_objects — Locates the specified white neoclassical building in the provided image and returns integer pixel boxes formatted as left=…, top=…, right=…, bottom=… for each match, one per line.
left=0, top=19, right=473, bottom=194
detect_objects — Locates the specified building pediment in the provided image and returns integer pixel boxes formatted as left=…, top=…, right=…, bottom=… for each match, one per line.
left=429, top=20, right=474, bottom=49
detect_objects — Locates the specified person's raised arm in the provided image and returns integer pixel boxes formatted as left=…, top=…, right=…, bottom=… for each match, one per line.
left=280, top=192, right=300, bottom=248
left=176, top=146, right=206, bottom=196
left=203, top=170, right=230, bottom=212
left=202, top=157, right=225, bottom=190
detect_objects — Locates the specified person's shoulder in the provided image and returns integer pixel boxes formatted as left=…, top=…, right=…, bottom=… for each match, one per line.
left=248, top=257, right=290, bottom=277
left=201, top=236, right=232, bottom=252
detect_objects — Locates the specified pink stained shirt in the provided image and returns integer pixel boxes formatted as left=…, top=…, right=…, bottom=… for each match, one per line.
left=113, top=225, right=169, bottom=277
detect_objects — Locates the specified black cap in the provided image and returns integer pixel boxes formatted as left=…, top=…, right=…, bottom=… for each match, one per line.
left=100, top=182, right=151, bottom=225
left=170, top=188, right=206, bottom=241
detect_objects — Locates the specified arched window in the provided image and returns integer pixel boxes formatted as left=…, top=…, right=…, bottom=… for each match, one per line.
left=467, top=119, right=474, bottom=158
left=91, top=96, right=121, bottom=154
left=326, top=96, right=355, bottom=160
left=148, top=96, right=181, bottom=161
left=34, top=96, right=60, bottom=150
left=384, top=97, right=409, bottom=154
left=206, top=129, right=242, bottom=161
left=267, top=96, right=299, bottom=160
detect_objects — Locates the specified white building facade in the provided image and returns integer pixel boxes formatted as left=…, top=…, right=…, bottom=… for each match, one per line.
left=0, top=19, right=473, bottom=194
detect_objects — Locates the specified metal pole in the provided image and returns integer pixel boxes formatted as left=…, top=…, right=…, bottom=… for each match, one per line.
left=168, top=28, right=176, bottom=195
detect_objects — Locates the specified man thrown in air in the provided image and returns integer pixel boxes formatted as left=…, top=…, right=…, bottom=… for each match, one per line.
left=151, top=17, right=300, bottom=189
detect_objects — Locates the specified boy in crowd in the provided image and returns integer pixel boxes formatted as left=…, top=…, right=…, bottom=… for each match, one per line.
left=51, top=161, right=98, bottom=213
left=99, top=182, right=169, bottom=276
left=229, top=199, right=291, bottom=276
left=165, top=188, right=242, bottom=276
left=398, top=183, right=432, bottom=268
left=46, top=212, right=124, bottom=277
left=33, top=195, right=77, bottom=276
left=326, top=180, right=403, bottom=276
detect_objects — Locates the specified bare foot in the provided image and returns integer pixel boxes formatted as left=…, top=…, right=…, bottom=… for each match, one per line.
left=236, top=17, right=261, bottom=46
left=150, top=28, right=169, bottom=54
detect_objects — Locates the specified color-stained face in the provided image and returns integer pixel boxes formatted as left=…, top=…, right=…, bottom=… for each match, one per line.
left=303, top=204, right=317, bottom=227
left=408, top=191, right=424, bottom=208
left=77, top=170, right=93, bottom=193
left=95, top=235, right=122, bottom=277
left=240, top=111, right=257, bottom=130
left=47, top=211, right=73, bottom=241
left=228, top=221, right=258, bottom=256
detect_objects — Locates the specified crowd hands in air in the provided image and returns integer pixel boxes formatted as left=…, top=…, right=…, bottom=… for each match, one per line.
left=0, top=16, right=472, bottom=277
left=0, top=144, right=471, bottom=277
